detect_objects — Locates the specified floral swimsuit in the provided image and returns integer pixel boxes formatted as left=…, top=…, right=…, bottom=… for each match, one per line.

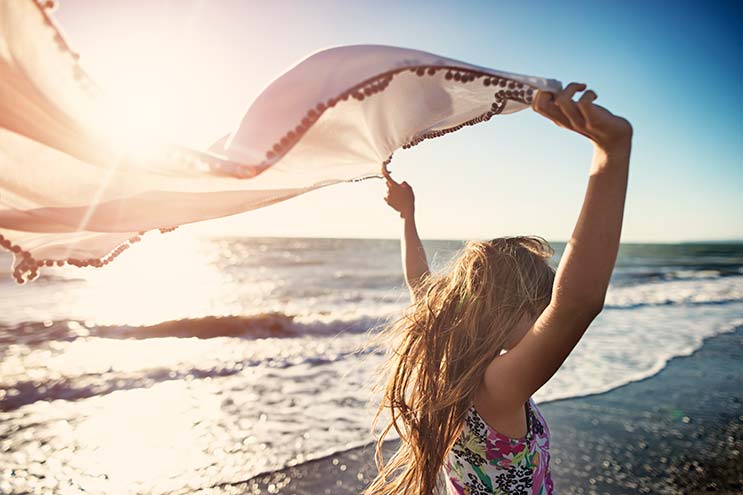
left=443, top=398, right=554, bottom=494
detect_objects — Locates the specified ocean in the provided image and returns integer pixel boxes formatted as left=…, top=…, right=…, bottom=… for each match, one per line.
left=1, top=235, right=741, bottom=494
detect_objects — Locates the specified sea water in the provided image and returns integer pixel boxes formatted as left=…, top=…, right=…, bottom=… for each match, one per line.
left=0, top=235, right=741, bottom=494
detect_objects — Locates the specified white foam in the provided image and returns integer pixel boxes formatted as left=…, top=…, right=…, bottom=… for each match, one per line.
left=605, top=275, right=743, bottom=309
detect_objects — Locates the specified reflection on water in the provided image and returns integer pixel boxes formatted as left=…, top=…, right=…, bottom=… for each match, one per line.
left=0, top=233, right=410, bottom=328
left=71, top=382, right=222, bottom=494
left=1, top=333, right=382, bottom=494
left=2, top=307, right=742, bottom=494
left=62, top=234, right=243, bottom=326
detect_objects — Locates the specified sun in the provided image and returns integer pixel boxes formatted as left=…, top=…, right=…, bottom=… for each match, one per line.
left=98, top=46, right=198, bottom=153
left=76, top=19, right=222, bottom=154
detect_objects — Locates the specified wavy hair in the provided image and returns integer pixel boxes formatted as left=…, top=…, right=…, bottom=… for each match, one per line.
left=365, top=236, right=555, bottom=495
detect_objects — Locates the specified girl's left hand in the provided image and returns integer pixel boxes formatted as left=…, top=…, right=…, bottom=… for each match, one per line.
left=382, top=163, right=415, bottom=219
left=532, top=83, right=632, bottom=153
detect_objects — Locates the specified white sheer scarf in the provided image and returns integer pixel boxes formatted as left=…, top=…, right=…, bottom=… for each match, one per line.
left=0, top=0, right=562, bottom=283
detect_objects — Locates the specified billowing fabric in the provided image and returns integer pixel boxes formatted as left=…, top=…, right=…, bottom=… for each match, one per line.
left=444, top=398, right=554, bottom=494
left=0, top=0, right=563, bottom=283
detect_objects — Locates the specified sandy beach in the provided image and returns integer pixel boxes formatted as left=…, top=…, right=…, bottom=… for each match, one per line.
left=217, top=325, right=743, bottom=495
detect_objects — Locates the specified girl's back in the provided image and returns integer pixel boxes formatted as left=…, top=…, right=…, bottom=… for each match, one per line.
left=444, top=398, right=553, bottom=494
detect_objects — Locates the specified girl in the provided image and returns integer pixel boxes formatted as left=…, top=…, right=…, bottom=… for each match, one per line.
left=369, top=82, right=632, bottom=494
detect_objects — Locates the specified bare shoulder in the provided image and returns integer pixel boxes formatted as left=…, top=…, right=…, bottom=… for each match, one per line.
left=473, top=374, right=530, bottom=439
left=477, top=342, right=528, bottom=414
left=477, top=347, right=522, bottom=407
left=479, top=302, right=600, bottom=414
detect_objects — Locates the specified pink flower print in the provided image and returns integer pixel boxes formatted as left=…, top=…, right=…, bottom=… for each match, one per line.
left=487, top=432, right=526, bottom=457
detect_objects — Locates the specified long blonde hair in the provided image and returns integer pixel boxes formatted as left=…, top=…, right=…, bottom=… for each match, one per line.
left=366, top=236, right=555, bottom=495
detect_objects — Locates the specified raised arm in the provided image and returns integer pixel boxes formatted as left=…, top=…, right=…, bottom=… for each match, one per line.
left=382, top=164, right=430, bottom=302
left=481, top=82, right=633, bottom=412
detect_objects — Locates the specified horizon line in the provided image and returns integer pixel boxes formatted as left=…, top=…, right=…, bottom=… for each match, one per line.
left=186, top=233, right=743, bottom=245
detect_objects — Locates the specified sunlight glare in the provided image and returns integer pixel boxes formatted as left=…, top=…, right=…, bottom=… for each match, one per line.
left=74, top=233, right=238, bottom=326
left=95, top=24, right=218, bottom=153
left=72, top=381, right=221, bottom=494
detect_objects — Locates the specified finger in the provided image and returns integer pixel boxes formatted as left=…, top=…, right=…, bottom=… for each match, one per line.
left=533, top=90, right=572, bottom=128
left=576, top=89, right=598, bottom=124
left=554, top=82, right=587, bottom=129
left=557, top=82, right=587, bottom=102
left=382, top=163, right=397, bottom=184
left=532, top=89, right=555, bottom=113
left=381, top=163, right=399, bottom=185
left=530, top=89, right=543, bottom=111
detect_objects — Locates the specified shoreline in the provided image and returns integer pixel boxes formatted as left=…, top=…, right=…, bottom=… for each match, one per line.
left=195, top=324, right=743, bottom=494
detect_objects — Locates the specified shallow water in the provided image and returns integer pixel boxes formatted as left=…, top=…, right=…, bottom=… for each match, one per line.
left=1, top=236, right=741, bottom=494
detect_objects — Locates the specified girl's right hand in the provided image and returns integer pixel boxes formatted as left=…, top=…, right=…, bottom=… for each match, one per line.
left=532, top=82, right=633, bottom=152
left=382, top=163, right=415, bottom=219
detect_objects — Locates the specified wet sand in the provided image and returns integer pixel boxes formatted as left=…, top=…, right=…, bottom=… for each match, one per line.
left=196, top=326, right=743, bottom=494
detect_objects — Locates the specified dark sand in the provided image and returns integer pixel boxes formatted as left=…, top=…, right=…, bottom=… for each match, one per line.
left=198, top=326, right=743, bottom=494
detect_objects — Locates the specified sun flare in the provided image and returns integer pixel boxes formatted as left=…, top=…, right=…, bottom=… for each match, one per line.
left=90, top=23, right=220, bottom=153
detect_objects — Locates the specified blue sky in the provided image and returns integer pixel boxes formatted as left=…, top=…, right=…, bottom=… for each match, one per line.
left=55, top=0, right=742, bottom=242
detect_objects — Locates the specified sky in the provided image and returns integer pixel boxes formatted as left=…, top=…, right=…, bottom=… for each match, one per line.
left=54, top=0, right=742, bottom=243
